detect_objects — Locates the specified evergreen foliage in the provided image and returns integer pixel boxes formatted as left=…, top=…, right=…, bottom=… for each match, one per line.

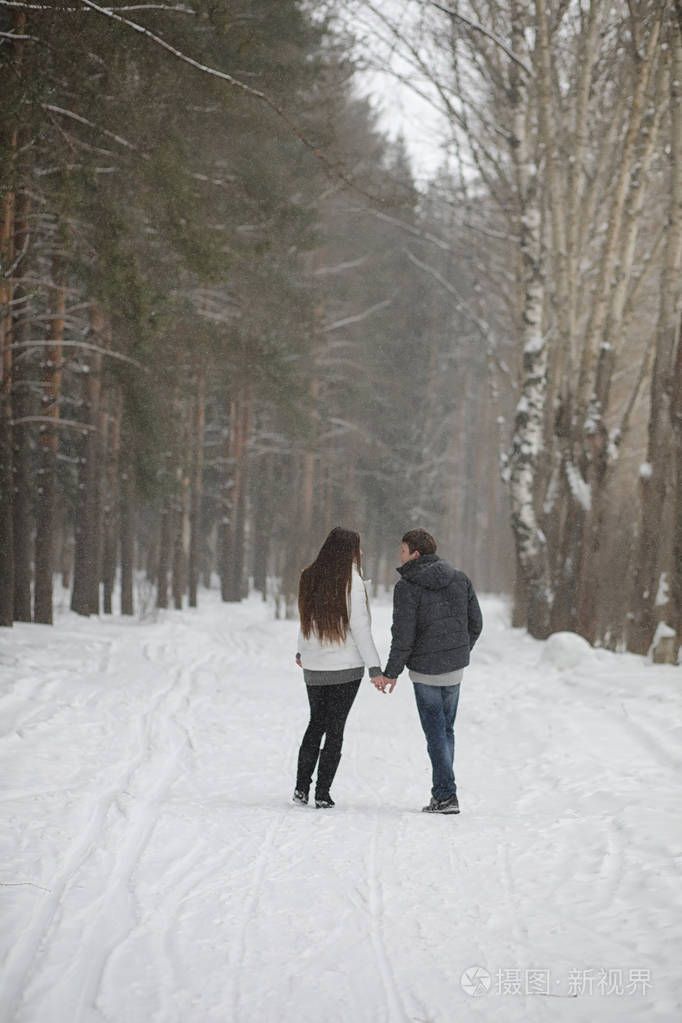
left=0, top=0, right=509, bottom=623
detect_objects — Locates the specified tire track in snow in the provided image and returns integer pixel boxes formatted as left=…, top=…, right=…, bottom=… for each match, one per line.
left=1, top=649, right=203, bottom=1023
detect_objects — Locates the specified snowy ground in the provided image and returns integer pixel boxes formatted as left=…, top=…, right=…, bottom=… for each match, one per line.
left=1, top=588, right=681, bottom=1023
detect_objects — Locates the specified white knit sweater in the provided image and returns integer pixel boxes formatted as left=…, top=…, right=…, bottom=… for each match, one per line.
left=297, top=569, right=381, bottom=674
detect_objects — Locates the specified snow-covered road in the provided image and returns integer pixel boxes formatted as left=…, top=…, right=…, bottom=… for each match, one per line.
left=1, top=591, right=680, bottom=1022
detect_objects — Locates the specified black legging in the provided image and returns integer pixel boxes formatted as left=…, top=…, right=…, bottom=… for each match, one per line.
left=296, top=679, right=361, bottom=798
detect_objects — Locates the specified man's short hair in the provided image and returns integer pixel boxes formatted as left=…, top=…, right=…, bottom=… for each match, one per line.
left=402, top=528, right=437, bottom=556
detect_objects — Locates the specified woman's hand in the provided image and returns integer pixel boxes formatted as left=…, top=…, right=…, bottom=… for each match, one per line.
left=372, top=674, right=397, bottom=694
left=295, top=654, right=302, bottom=668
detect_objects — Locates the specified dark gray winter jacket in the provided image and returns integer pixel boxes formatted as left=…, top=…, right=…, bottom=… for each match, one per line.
left=384, top=554, right=482, bottom=679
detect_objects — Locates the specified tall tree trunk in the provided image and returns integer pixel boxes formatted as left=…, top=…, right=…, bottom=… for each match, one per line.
left=0, top=8, right=29, bottom=626
left=220, top=394, right=252, bottom=601
left=573, top=41, right=669, bottom=643
left=157, top=496, right=173, bottom=609
left=34, top=245, right=66, bottom=625
left=0, top=154, right=15, bottom=628
left=628, top=16, right=682, bottom=654
left=280, top=455, right=304, bottom=618
left=71, top=307, right=104, bottom=616
left=102, top=388, right=122, bottom=615
left=11, top=172, right=32, bottom=622
left=8, top=21, right=32, bottom=623
left=506, top=4, right=552, bottom=638
left=233, top=426, right=250, bottom=600
left=576, top=14, right=663, bottom=410
left=172, top=465, right=189, bottom=611
left=670, top=323, right=682, bottom=646
left=550, top=13, right=663, bottom=640
left=218, top=428, right=232, bottom=602
left=252, top=452, right=273, bottom=599
left=188, top=369, right=205, bottom=608
left=120, top=443, right=135, bottom=616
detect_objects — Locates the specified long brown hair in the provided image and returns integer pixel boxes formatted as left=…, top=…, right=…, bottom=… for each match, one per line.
left=298, top=527, right=361, bottom=644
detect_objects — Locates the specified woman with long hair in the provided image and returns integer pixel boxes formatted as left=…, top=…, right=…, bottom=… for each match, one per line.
left=294, top=526, right=382, bottom=808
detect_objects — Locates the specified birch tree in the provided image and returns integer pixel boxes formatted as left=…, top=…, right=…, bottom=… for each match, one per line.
left=344, top=0, right=672, bottom=642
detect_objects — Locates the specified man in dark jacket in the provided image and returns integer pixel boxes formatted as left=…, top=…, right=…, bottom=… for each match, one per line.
left=374, top=528, right=482, bottom=815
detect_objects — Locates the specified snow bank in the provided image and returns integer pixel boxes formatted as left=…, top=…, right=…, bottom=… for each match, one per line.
left=539, top=630, right=595, bottom=670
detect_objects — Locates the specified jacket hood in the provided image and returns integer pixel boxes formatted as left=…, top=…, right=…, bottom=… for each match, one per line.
left=397, top=553, right=457, bottom=590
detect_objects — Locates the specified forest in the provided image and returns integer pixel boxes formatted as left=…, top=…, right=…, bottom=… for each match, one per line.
left=0, top=0, right=680, bottom=660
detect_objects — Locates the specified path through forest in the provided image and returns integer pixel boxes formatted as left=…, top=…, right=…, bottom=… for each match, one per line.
left=1, top=591, right=680, bottom=1022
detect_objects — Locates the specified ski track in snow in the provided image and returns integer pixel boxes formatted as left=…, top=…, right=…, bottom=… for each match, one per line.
left=0, top=592, right=681, bottom=1022
left=227, top=808, right=290, bottom=1022
left=365, top=813, right=409, bottom=1023
left=1, top=627, right=211, bottom=1023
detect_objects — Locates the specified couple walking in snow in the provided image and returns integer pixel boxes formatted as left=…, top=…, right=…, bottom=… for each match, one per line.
left=294, top=526, right=482, bottom=812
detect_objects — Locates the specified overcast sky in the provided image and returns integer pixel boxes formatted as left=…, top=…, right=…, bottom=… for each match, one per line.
left=354, top=66, right=449, bottom=183
left=334, top=1, right=451, bottom=185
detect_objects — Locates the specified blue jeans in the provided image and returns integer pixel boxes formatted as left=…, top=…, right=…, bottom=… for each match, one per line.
left=413, top=682, right=461, bottom=801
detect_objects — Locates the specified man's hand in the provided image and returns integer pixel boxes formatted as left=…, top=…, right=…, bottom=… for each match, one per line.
left=372, top=674, right=397, bottom=694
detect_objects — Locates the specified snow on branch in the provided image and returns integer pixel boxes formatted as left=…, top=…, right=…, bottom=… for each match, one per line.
left=42, top=104, right=139, bottom=152
left=11, top=416, right=97, bottom=432
left=313, top=256, right=369, bottom=277
left=10, top=339, right=145, bottom=368
left=42, top=106, right=243, bottom=192
left=2, top=232, right=30, bottom=279
left=98, top=4, right=195, bottom=9
left=322, top=296, right=393, bottom=333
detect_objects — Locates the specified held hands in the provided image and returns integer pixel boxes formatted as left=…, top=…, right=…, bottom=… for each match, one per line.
left=372, top=674, right=397, bottom=694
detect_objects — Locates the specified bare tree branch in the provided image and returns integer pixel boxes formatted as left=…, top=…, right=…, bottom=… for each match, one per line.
left=0, top=2, right=195, bottom=11
left=348, top=207, right=453, bottom=252
left=404, top=245, right=515, bottom=390
left=427, top=0, right=535, bottom=76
